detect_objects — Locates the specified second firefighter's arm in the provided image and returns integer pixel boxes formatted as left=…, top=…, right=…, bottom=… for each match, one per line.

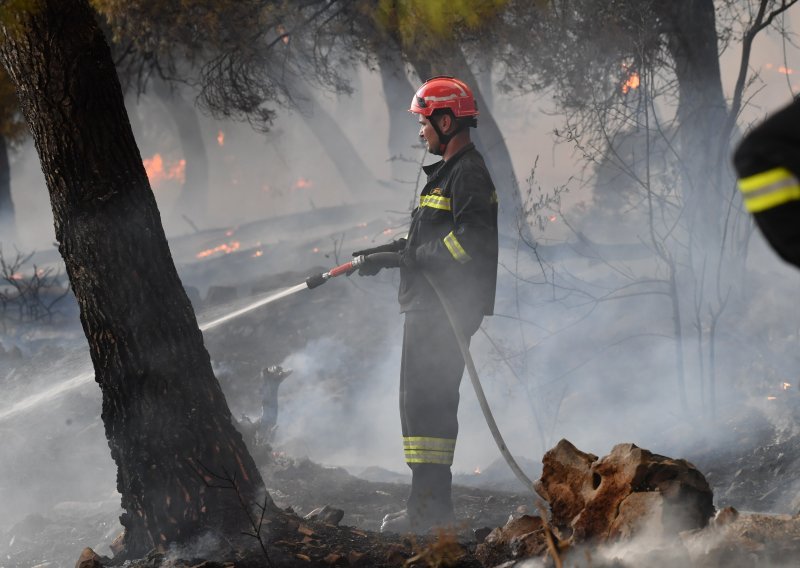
left=733, top=98, right=800, bottom=268
left=413, top=166, right=496, bottom=268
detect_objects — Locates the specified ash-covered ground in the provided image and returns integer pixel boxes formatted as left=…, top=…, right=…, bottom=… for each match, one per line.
left=1, top=207, right=799, bottom=567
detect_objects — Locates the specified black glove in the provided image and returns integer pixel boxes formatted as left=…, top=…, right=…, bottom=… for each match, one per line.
left=352, top=238, right=406, bottom=257
left=358, top=252, right=402, bottom=276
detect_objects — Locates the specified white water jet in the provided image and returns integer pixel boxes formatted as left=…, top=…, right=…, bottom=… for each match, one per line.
left=0, top=282, right=310, bottom=422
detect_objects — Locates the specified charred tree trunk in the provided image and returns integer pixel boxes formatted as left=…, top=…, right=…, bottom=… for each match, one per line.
left=661, top=0, right=731, bottom=244
left=0, top=0, right=269, bottom=556
left=152, top=79, right=210, bottom=230
left=0, top=132, right=15, bottom=242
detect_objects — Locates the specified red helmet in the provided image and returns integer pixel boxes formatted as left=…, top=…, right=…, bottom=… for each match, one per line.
left=409, top=76, right=479, bottom=118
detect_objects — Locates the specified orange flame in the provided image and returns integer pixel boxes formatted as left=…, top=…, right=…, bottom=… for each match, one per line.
left=196, top=241, right=241, bottom=259
left=474, top=467, right=482, bottom=475
left=767, top=396, right=777, bottom=401
left=293, top=177, right=313, bottom=190
left=277, top=24, right=290, bottom=45
left=779, top=66, right=794, bottom=75
left=217, top=130, right=225, bottom=146
left=622, top=72, right=640, bottom=94
left=143, top=154, right=186, bottom=187
left=252, top=250, right=263, bottom=258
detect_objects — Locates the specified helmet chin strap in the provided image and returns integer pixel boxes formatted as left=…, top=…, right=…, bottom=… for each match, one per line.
left=430, top=116, right=463, bottom=156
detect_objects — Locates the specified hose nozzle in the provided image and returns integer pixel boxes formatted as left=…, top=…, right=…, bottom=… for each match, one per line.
left=305, top=273, right=328, bottom=289
left=306, top=256, right=365, bottom=289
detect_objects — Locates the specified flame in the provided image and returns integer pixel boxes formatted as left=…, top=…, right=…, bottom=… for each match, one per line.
left=474, top=467, right=481, bottom=475
left=143, top=154, right=186, bottom=187
left=549, top=215, right=557, bottom=222
left=196, top=241, right=241, bottom=259
left=312, top=247, right=320, bottom=253
left=779, top=66, right=794, bottom=75
left=217, top=130, right=225, bottom=146
left=9, top=272, right=23, bottom=280
left=294, top=177, right=313, bottom=190
left=783, top=382, right=792, bottom=390
left=767, top=396, right=777, bottom=401
left=622, top=72, right=640, bottom=94
left=252, top=250, right=263, bottom=258
left=225, top=230, right=235, bottom=237
left=276, top=24, right=290, bottom=45
left=383, top=228, right=393, bottom=235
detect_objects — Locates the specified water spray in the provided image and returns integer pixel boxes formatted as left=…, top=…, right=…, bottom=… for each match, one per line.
left=0, top=256, right=367, bottom=423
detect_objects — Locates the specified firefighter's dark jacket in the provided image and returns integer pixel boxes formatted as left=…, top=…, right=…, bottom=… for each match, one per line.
left=733, top=98, right=800, bottom=268
left=398, top=142, right=499, bottom=318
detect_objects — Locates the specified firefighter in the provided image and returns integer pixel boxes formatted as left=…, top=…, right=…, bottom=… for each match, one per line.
left=353, top=76, right=499, bottom=533
left=733, top=97, right=800, bottom=268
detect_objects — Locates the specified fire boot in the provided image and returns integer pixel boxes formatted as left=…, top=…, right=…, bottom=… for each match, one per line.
left=381, top=464, right=456, bottom=534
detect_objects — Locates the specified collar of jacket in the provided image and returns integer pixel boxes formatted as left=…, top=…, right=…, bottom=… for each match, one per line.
left=422, top=142, right=476, bottom=179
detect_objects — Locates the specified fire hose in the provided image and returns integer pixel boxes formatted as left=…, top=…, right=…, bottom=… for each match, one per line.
left=306, top=257, right=540, bottom=497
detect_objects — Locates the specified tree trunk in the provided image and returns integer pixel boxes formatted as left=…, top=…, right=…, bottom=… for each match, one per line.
left=662, top=0, right=731, bottom=243
left=0, top=0, right=269, bottom=556
left=152, top=79, right=210, bottom=230
left=0, top=132, right=15, bottom=242
left=376, top=48, right=419, bottom=187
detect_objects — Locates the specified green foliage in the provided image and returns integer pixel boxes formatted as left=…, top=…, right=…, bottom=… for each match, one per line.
left=373, top=0, right=509, bottom=52
left=0, top=0, right=41, bottom=38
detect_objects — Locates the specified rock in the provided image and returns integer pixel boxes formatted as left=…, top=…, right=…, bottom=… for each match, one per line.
left=536, top=440, right=714, bottom=543
left=608, top=491, right=665, bottom=540
left=474, top=526, right=493, bottom=543
left=712, top=506, right=739, bottom=528
left=304, top=505, right=345, bottom=526
left=109, top=531, right=125, bottom=557
left=681, top=513, right=800, bottom=567
left=475, top=515, right=547, bottom=567
left=534, top=439, right=598, bottom=530
left=75, top=547, right=103, bottom=568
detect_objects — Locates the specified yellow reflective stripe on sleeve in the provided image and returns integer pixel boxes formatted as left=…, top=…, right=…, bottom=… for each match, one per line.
left=403, top=436, right=457, bottom=451
left=405, top=452, right=454, bottom=465
left=738, top=167, right=800, bottom=213
left=403, top=436, right=456, bottom=465
left=419, top=194, right=452, bottom=211
left=443, top=231, right=471, bottom=263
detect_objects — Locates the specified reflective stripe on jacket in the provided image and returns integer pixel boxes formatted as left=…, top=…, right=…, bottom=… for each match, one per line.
left=733, top=98, right=800, bottom=268
left=399, top=142, right=499, bottom=317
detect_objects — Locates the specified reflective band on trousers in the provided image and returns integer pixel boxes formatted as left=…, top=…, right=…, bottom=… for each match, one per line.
left=419, top=194, right=452, bottom=211
left=403, top=436, right=456, bottom=465
left=443, top=231, right=471, bottom=263
left=738, top=167, right=800, bottom=213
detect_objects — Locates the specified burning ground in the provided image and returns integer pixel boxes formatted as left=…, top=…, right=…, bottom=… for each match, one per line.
left=1, top=207, right=800, bottom=567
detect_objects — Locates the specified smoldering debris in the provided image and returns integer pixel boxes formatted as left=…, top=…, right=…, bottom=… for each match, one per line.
left=476, top=439, right=800, bottom=568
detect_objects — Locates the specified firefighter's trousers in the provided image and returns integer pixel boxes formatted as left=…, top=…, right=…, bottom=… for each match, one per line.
left=400, top=308, right=481, bottom=525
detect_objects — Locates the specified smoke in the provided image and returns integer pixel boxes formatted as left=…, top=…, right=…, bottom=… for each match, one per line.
left=4, top=15, right=800, bottom=567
